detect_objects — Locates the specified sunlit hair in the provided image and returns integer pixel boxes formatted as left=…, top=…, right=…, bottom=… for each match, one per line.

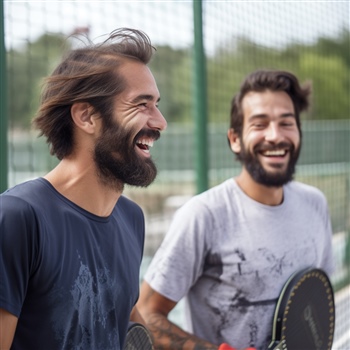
left=230, top=69, right=311, bottom=138
left=32, top=28, right=155, bottom=160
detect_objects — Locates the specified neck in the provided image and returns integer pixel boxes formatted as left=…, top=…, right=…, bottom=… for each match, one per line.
left=235, top=169, right=284, bottom=206
left=44, top=158, right=122, bottom=217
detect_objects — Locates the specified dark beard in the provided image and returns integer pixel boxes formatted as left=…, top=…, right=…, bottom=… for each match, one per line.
left=240, top=141, right=300, bottom=187
left=94, top=122, right=160, bottom=190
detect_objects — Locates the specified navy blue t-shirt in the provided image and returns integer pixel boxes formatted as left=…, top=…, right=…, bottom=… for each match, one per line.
left=0, top=178, right=145, bottom=350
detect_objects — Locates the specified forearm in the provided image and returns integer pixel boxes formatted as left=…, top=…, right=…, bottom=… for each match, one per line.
left=0, top=308, right=18, bottom=350
left=146, top=312, right=218, bottom=350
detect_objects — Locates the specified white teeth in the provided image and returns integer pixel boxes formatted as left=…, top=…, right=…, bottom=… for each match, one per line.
left=136, top=139, right=154, bottom=147
left=263, top=149, right=286, bottom=156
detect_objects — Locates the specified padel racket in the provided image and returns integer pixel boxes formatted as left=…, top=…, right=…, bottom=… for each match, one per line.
left=267, top=267, right=335, bottom=350
left=124, top=322, right=154, bottom=350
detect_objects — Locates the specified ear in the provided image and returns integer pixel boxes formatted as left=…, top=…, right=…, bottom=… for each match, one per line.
left=227, top=128, right=241, bottom=153
left=71, top=102, right=98, bottom=134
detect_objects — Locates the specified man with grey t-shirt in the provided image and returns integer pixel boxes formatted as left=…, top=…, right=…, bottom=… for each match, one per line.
left=137, top=70, right=334, bottom=350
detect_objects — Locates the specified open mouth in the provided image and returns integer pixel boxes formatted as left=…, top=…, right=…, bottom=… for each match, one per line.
left=135, top=139, right=154, bottom=154
left=134, top=129, right=160, bottom=156
left=260, top=149, right=288, bottom=157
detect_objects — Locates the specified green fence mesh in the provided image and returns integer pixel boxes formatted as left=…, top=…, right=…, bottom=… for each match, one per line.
left=3, top=1, right=350, bottom=346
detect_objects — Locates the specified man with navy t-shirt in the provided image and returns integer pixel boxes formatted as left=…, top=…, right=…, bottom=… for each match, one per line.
left=0, top=28, right=167, bottom=350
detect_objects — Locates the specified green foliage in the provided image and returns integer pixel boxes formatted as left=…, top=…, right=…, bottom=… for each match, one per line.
left=314, top=28, right=350, bottom=68
left=298, top=53, right=349, bottom=119
left=6, top=33, right=70, bottom=128
left=346, top=231, right=350, bottom=267
left=149, top=46, right=192, bottom=124
left=6, top=30, right=350, bottom=129
left=206, top=33, right=350, bottom=123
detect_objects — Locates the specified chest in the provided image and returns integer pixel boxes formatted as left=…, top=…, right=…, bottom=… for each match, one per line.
left=25, top=211, right=142, bottom=321
left=204, top=204, right=328, bottom=299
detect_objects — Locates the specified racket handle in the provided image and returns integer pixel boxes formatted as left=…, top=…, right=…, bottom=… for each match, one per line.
left=266, top=340, right=287, bottom=350
left=218, top=344, right=256, bottom=350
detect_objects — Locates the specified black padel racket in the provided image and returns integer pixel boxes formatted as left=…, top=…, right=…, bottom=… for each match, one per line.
left=267, top=267, right=335, bottom=350
left=124, top=322, right=154, bottom=350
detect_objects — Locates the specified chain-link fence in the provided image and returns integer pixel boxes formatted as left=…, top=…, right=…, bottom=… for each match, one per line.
left=2, top=1, right=349, bottom=348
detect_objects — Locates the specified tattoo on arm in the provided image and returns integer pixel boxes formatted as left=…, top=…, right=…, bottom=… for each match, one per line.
left=147, top=314, right=217, bottom=350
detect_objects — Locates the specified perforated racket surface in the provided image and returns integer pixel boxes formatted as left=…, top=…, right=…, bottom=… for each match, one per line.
left=267, top=268, right=335, bottom=350
left=124, top=322, right=154, bottom=350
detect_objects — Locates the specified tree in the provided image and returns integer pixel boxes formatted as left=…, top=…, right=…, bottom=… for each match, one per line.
left=206, top=33, right=350, bottom=123
left=6, top=30, right=349, bottom=129
left=149, top=45, right=192, bottom=124
left=6, top=33, right=69, bottom=128
left=298, top=53, right=349, bottom=120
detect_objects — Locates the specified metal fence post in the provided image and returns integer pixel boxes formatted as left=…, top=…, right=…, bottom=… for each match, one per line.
left=0, top=0, right=8, bottom=193
left=193, top=0, right=208, bottom=193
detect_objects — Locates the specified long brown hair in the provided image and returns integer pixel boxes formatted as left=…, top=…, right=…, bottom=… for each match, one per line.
left=33, top=28, right=155, bottom=160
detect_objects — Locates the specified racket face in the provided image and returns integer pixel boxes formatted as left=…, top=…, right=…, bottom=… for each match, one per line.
left=273, top=268, right=335, bottom=350
left=124, top=323, right=153, bottom=350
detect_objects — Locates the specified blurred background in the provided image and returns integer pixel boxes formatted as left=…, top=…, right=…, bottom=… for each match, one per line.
left=1, top=1, right=349, bottom=348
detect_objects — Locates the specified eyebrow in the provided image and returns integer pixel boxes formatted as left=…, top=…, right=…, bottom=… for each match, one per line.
left=248, top=113, right=295, bottom=122
left=130, top=94, right=161, bottom=104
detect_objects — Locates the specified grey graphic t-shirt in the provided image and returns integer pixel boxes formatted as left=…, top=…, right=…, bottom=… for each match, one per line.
left=144, top=179, right=334, bottom=349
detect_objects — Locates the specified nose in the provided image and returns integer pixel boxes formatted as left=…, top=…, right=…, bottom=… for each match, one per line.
left=265, top=122, right=283, bottom=143
left=149, top=108, right=167, bottom=131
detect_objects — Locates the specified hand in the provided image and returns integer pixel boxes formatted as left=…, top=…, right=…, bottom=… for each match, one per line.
left=218, top=344, right=257, bottom=350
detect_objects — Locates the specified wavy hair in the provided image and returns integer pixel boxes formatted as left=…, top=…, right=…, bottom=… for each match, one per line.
left=230, top=70, right=311, bottom=138
left=32, top=28, right=155, bottom=159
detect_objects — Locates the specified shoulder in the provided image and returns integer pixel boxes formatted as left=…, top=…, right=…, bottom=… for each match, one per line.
left=1, top=193, right=37, bottom=224
left=1, top=179, right=45, bottom=215
left=117, top=195, right=143, bottom=216
left=183, top=179, right=236, bottom=210
left=2, top=177, right=44, bottom=195
left=285, top=181, right=328, bottom=209
left=171, top=179, right=238, bottom=228
left=286, top=181, right=327, bottom=199
left=1, top=178, right=54, bottom=206
left=1, top=183, right=41, bottom=243
left=116, top=196, right=145, bottom=230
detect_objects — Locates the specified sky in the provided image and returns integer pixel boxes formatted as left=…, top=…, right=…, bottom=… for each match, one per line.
left=4, top=1, right=349, bottom=54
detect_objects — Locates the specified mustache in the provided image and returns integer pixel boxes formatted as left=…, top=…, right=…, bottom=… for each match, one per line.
left=254, top=142, right=294, bottom=152
left=134, top=128, right=161, bottom=142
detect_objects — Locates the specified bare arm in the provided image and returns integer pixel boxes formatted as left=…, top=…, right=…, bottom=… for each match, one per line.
left=0, top=308, right=18, bottom=350
left=130, top=305, right=145, bottom=325
left=137, top=281, right=219, bottom=350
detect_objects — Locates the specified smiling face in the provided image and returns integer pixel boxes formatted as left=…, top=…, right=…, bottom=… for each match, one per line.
left=229, top=90, right=301, bottom=187
left=94, top=60, right=167, bottom=189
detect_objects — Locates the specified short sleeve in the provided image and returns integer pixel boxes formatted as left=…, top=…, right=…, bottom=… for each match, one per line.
left=0, top=195, right=39, bottom=316
left=144, top=197, right=213, bottom=302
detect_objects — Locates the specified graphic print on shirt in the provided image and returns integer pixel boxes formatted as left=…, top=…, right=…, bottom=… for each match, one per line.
left=50, top=255, right=122, bottom=350
left=203, top=247, right=296, bottom=348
